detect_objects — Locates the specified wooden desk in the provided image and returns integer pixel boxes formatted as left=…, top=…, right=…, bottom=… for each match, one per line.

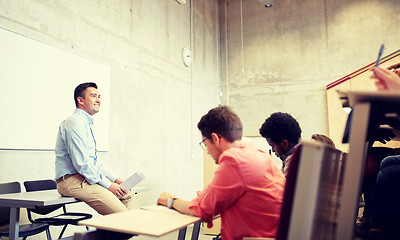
left=336, top=90, right=400, bottom=239
left=132, top=186, right=151, bottom=194
left=0, top=189, right=78, bottom=240
left=79, top=207, right=201, bottom=240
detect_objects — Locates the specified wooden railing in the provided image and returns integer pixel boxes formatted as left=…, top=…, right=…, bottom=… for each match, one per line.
left=327, top=49, right=400, bottom=90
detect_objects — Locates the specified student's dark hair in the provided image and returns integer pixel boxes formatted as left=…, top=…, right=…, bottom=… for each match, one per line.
left=74, top=82, right=97, bottom=107
left=388, top=62, right=400, bottom=70
left=259, top=112, right=301, bottom=144
left=197, top=106, right=242, bottom=143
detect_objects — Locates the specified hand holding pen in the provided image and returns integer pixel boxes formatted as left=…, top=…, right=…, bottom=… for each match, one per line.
left=372, top=67, right=400, bottom=90
left=371, top=44, right=400, bottom=90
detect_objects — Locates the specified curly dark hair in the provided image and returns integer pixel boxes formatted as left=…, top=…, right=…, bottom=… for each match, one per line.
left=259, top=112, right=301, bottom=144
left=197, top=106, right=242, bottom=142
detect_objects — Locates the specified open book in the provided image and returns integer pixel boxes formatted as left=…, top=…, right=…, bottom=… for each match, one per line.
left=120, top=172, right=145, bottom=191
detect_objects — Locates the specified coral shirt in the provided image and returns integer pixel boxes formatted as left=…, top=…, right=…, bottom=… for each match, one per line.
left=189, top=142, right=285, bottom=240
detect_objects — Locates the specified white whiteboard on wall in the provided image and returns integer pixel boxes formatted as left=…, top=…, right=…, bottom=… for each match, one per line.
left=0, top=28, right=110, bottom=151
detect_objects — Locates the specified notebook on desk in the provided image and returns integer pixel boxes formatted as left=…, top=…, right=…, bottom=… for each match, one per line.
left=120, top=172, right=145, bottom=191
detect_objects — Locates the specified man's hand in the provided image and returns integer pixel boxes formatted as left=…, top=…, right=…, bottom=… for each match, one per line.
left=157, top=192, right=196, bottom=216
left=157, top=192, right=175, bottom=207
left=108, top=182, right=127, bottom=198
left=372, top=67, right=400, bottom=90
left=114, top=178, right=123, bottom=185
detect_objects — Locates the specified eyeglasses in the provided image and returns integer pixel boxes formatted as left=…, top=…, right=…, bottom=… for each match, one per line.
left=199, top=137, right=210, bottom=151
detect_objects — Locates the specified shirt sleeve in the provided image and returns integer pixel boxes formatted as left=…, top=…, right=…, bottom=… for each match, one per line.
left=100, top=163, right=118, bottom=183
left=63, top=120, right=112, bottom=188
left=189, top=155, right=245, bottom=223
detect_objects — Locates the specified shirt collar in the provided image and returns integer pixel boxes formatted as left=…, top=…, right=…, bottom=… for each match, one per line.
left=280, top=143, right=299, bottom=161
left=75, top=108, right=94, bottom=126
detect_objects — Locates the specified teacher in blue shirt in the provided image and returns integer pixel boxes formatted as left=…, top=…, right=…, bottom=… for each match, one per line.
left=55, top=82, right=132, bottom=215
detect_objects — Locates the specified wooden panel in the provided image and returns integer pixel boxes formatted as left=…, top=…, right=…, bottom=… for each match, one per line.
left=327, top=55, right=400, bottom=151
left=327, top=83, right=350, bottom=153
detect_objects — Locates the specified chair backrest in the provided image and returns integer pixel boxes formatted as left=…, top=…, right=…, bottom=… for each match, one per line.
left=0, top=182, right=21, bottom=226
left=24, top=179, right=63, bottom=215
left=276, top=141, right=345, bottom=240
left=276, top=145, right=302, bottom=240
left=24, top=179, right=57, bottom=192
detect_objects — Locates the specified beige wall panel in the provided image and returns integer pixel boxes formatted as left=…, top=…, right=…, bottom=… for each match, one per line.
left=327, top=84, right=350, bottom=152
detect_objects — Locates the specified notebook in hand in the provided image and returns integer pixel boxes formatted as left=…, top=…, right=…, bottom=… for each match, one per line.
left=120, top=172, right=145, bottom=191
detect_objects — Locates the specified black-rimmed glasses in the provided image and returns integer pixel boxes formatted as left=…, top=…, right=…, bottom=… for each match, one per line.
left=199, top=137, right=210, bottom=151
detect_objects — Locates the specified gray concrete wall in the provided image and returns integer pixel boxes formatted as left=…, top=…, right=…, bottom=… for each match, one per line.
left=220, top=0, right=400, bottom=150
left=0, top=1, right=220, bottom=238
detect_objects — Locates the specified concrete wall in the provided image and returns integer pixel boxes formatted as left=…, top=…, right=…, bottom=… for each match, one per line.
left=0, top=0, right=220, bottom=238
left=219, top=0, right=400, bottom=152
left=2, top=0, right=400, bottom=238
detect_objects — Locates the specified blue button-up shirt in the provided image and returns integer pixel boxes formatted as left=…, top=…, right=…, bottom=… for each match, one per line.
left=55, top=108, right=117, bottom=188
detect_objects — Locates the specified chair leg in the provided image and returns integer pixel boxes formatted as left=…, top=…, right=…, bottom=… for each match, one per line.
left=46, top=228, right=53, bottom=240
left=58, top=224, right=68, bottom=239
left=22, top=237, right=27, bottom=240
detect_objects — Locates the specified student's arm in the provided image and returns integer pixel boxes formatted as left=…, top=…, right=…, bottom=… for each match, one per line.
left=373, top=67, right=400, bottom=90
left=157, top=192, right=196, bottom=216
left=189, top=157, right=246, bottom=218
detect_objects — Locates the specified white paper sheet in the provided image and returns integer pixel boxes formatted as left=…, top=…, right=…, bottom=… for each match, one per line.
left=120, top=172, right=145, bottom=191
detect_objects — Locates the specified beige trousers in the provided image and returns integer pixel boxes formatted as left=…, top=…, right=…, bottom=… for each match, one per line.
left=56, top=174, right=134, bottom=215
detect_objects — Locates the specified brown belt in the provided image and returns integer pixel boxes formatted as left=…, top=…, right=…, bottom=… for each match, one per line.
left=56, top=173, right=79, bottom=183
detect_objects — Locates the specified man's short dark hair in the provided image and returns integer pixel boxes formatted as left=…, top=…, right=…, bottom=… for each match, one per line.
left=197, top=106, right=242, bottom=143
left=74, top=82, right=97, bottom=107
left=259, top=112, right=301, bottom=144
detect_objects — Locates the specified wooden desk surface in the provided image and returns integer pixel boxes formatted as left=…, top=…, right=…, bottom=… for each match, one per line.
left=338, top=90, right=400, bottom=107
left=0, top=189, right=78, bottom=208
left=132, top=186, right=151, bottom=193
left=0, top=186, right=149, bottom=209
left=79, top=207, right=201, bottom=237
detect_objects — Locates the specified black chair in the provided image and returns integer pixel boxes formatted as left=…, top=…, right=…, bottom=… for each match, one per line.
left=0, top=181, right=51, bottom=240
left=23, top=179, right=92, bottom=239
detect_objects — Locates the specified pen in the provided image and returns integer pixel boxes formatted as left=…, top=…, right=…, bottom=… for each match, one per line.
left=373, top=44, right=384, bottom=77
left=375, top=44, right=385, bottom=67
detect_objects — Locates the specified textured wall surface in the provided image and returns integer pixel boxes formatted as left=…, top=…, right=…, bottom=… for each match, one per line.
left=1, top=0, right=400, bottom=238
left=220, top=0, right=400, bottom=148
left=0, top=1, right=220, bottom=238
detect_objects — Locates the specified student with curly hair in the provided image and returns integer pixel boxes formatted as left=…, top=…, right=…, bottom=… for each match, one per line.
left=259, top=112, right=302, bottom=176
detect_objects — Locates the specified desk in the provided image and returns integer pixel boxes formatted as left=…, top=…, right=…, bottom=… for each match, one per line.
left=336, top=90, right=400, bottom=239
left=0, top=187, right=149, bottom=240
left=79, top=207, right=201, bottom=240
left=132, top=186, right=151, bottom=194
left=0, top=189, right=78, bottom=240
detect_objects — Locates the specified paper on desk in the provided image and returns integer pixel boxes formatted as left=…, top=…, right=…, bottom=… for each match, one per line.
left=120, top=172, right=145, bottom=191
left=141, top=205, right=181, bottom=214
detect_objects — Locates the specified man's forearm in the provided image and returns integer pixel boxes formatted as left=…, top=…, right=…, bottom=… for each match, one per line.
left=171, top=198, right=196, bottom=216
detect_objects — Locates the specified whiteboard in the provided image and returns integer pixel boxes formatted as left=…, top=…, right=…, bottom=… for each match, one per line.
left=0, top=28, right=110, bottom=150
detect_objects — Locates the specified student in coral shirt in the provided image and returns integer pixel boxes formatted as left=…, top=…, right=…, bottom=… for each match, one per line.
left=157, top=106, right=285, bottom=240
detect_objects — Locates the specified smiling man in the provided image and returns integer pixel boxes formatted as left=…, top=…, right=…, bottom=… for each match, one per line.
left=157, top=106, right=285, bottom=240
left=55, top=82, right=132, bottom=215
left=259, top=112, right=302, bottom=176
